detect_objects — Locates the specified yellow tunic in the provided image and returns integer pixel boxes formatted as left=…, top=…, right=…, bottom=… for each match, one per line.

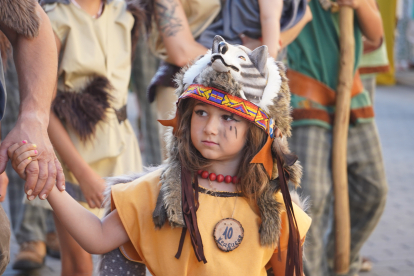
left=43, top=1, right=142, bottom=212
left=111, top=169, right=311, bottom=276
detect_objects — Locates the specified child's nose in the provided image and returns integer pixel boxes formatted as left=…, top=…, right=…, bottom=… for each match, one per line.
left=203, top=116, right=219, bottom=135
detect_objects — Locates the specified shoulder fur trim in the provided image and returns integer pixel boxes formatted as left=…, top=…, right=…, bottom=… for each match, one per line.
left=102, top=165, right=165, bottom=215
left=0, top=0, right=40, bottom=38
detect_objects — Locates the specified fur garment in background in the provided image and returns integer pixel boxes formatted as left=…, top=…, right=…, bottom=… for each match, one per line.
left=0, top=0, right=40, bottom=38
left=52, top=76, right=114, bottom=141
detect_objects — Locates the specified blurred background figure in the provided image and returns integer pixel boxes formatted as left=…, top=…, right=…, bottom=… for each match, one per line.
left=286, top=1, right=388, bottom=275
left=37, top=0, right=144, bottom=275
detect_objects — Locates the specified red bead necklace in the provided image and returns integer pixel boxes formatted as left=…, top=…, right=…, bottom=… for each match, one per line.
left=197, top=170, right=239, bottom=184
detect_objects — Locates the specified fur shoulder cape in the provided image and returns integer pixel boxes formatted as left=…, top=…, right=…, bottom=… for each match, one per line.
left=0, top=0, right=40, bottom=38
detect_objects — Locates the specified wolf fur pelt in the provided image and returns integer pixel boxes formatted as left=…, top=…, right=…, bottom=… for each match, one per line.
left=0, top=0, right=40, bottom=38
left=52, top=76, right=113, bottom=141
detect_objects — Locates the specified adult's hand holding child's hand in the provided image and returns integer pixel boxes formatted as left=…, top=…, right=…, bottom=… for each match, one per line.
left=0, top=119, right=65, bottom=200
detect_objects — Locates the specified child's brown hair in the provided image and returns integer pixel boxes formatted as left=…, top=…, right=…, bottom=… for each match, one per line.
left=175, top=98, right=270, bottom=201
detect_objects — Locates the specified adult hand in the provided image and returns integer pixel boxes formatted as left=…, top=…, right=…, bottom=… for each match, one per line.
left=0, top=172, right=9, bottom=202
left=239, top=34, right=262, bottom=50
left=336, top=0, right=364, bottom=9
left=0, top=116, right=65, bottom=200
left=78, top=168, right=106, bottom=209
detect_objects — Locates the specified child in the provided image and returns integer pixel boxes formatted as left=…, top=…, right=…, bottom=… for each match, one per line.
left=14, top=0, right=144, bottom=274
left=10, top=36, right=311, bottom=276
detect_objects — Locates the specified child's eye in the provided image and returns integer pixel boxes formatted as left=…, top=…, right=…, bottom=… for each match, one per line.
left=195, top=110, right=207, bottom=116
left=222, top=115, right=239, bottom=122
left=239, top=56, right=246, bottom=61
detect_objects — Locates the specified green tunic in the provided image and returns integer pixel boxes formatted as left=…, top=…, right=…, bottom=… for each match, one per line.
left=287, top=0, right=373, bottom=129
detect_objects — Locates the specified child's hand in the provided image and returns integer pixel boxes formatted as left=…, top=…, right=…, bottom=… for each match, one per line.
left=0, top=172, right=9, bottom=202
left=78, top=169, right=106, bottom=209
left=7, top=140, right=39, bottom=180
left=336, top=0, right=364, bottom=10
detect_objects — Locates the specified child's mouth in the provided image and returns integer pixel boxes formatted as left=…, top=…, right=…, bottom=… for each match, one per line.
left=202, top=140, right=219, bottom=146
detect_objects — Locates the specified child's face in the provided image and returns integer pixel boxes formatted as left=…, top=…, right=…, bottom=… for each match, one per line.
left=190, top=102, right=249, bottom=162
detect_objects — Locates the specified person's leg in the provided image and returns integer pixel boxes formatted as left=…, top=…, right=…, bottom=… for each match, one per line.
left=131, top=36, right=161, bottom=166
left=361, top=76, right=376, bottom=103
left=45, top=210, right=60, bottom=258
left=54, top=213, right=93, bottom=276
left=13, top=203, right=47, bottom=269
left=0, top=204, right=11, bottom=275
left=288, top=125, right=333, bottom=276
left=326, top=121, right=388, bottom=276
left=155, top=85, right=178, bottom=160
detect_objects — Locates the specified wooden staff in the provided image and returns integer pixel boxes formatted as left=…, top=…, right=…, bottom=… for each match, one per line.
left=332, top=6, right=354, bottom=274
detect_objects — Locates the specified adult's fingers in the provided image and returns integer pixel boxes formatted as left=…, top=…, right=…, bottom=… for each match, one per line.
left=30, top=160, right=48, bottom=198
left=0, top=141, right=11, bottom=174
left=39, top=160, right=57, bottom=200
left=24, top=161, right=39, bottom=198
left=0, top=172, right=9, bottom=202
left=55, top=158, right=65, bottom=191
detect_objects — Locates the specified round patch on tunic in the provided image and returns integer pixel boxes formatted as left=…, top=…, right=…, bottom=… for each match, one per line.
left=213, top=218, right=244, bottom=252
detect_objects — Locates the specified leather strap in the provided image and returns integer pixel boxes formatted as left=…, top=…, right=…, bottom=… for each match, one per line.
left=114, top=105, right=127, bottom=124
left=175, top=167, right=207, bottom=263
left=286, top=69, right=364, bottom=106
left=275, top=152, right=303, bottom=276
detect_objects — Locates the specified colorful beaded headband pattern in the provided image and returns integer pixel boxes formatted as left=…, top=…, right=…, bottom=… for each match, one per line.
left=158, top=84, right=277, bottom=178
left=181, top=84, right=276, bottom=138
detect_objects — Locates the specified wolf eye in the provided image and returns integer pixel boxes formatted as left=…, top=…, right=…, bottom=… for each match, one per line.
left=239, top=56, right=246, bottom=61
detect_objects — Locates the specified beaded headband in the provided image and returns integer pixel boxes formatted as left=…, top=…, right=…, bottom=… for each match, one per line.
left=159, top=84, right=276, bottom=178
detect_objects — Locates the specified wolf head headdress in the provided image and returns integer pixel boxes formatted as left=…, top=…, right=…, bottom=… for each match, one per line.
left=156, top=36, right=303, bottom=271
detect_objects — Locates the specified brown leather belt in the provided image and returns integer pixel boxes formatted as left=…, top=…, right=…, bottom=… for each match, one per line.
left=286, top=69, right=364, bottom=106
left=114, top=105, right=127, bottom=124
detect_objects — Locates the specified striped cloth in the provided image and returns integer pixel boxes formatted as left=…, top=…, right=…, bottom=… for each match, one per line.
left=288, top=121, right=388, bottom=276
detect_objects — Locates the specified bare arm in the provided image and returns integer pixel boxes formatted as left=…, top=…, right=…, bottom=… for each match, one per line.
left=280, top=4, right=313, bottom=48
left=259, top=0, right=283, bottom=58
left=154, top=0, right=207, bottom=67
left=0, top=4, right=65, bottom=200
left=337, top=0, right=383, bottom=46
left=47, top=185, right=129, bottom=254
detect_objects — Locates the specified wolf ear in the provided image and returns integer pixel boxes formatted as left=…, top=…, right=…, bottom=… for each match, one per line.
left=212, top=35, right=225, bottom=54
left=249, top=45, right=268, bottom=76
